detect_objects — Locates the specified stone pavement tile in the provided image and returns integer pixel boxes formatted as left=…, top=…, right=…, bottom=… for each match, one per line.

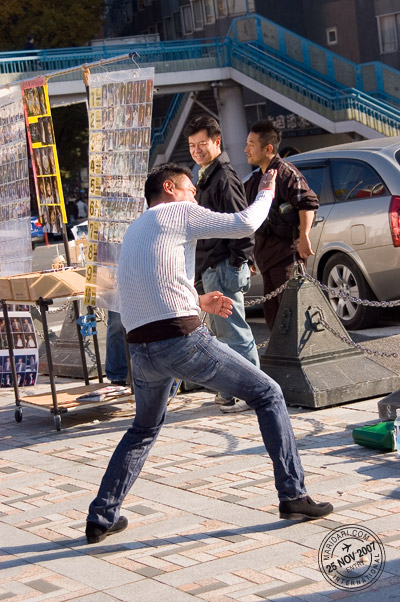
left=328, top=576, right=400, bottom=602
left=106, top=579, right=200, bottom=601
left=2, top=390, right=400, bottom=600
left=153, top=541, right=312, bottom=588
left=68, top=594, right=123, bottom=601
left=262, top=567, right=308, bottom=583
left=233, top=569, right=274, bottom=585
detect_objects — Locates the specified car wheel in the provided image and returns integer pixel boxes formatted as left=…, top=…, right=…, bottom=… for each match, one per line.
left=322, top=253, right=379, bottom=330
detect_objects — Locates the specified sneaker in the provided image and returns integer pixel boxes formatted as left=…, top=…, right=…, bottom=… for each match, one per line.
left=111, top=380, right=126, bottom=386
left=279, top=496, right=333, bottom=520
left=214, top=392, right=228, bottom=405
left=86, top=516, right=128, bottom=544
left=220, top=399, right=252, bottom=413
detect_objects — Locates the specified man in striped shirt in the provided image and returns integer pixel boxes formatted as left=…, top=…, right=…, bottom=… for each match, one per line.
left=85, top=163, right=333, bottom=544
left=244, top=120, right=319, bottom=332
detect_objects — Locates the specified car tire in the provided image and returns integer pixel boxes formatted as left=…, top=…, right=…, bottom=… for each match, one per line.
left=322, top=253, right=380, bottom=330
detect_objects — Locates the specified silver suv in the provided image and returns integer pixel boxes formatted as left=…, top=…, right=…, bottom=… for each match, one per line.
left=286, top=137, right=400, bottom=330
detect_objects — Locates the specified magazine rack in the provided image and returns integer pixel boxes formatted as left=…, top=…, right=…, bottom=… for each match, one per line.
left=0, top=269, right=133, bottom=431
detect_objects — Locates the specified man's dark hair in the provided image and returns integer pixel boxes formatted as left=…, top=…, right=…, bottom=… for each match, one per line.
left=184, top=115, right=221, bottom=140
left=144, top=163, right=193, bottom=205
left=250, top=120, right=281, bottom=154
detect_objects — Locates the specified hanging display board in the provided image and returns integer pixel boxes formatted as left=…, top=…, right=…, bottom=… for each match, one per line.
left=21, top=77, right=67, bottom=233
left=84, top=67, right=154, bottom=311
left=0, top=305, right=38, bottom=388
left=0, top=86, right=32, bottom=277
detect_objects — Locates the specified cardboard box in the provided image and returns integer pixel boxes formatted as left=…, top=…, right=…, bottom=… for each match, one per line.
left=68, top=239, right=87, bottom=264
left=0, top=268, right=86, bottom=302
left=0, top=277, right=13, bottom=301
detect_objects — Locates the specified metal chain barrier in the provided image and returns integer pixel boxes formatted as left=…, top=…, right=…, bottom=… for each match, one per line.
left=32, top=266, right=400, bottom=358
left=244, top=280, right=289, bottom=308
left=33, top=300, right=70, bottom=314
left=302, top=272, right=400, bottom=308
left=245, top=264, right=400, bottom=354
left=317, top=309, right=400, bottom=359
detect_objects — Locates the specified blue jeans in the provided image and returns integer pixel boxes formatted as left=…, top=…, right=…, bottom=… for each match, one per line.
left=87, top=325, right=306, bottom=528
left=202, top=260, right=259, bottom=369
left=202, top=259, right=259, bottom=400
left=105, top=311, right=128, bottom=382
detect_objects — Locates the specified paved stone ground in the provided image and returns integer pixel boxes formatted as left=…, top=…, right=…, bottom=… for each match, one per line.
left=1, top=379, right=400, bottom=602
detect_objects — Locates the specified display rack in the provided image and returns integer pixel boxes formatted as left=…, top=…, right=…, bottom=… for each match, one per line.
left=0, top=269, right=133, bottom=430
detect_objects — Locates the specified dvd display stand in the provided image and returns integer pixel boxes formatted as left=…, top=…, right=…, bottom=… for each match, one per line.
left=0, top=268, right=133, bottom=430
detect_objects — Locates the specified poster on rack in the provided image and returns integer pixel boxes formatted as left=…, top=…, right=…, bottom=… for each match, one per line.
left=0, top=305, right=38, bottom=388
left=84, top=67, right=154, bottom=311
left=0, top=86, right=32, bottom=277
left=21, top=77, right=67, bottom=235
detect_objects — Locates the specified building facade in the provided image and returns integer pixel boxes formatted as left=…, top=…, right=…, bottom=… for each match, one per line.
left=104, top=1, right=400, bottom=170
left=105, top=0, right=400, bottom=69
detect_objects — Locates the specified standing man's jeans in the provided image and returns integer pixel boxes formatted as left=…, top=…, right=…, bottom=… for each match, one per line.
left=201, top=259, right=259, bottom=369
left=87, top=325, right=307, bottom=529
left=105, top=311, right=128, bottom=383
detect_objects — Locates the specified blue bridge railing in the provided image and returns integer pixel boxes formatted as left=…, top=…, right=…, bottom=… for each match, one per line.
left=1, top=14, right=400, bottom=134
left=150, top=92, right=185, bottom=151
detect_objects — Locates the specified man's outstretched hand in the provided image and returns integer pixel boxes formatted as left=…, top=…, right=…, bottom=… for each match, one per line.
left=199, top=291, right=233, bottom=318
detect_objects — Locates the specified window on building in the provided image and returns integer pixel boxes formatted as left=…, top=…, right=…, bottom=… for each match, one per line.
left=203, top=0, right=215, bottom=23
left=192, top=0, right=204, bottom=29
left=138, top=0, right=145, bottom=10
left=378, top=13, right=400, bottom=53
left=227, top=0, right=251, bottom=15
left=163, top=16, right=173, bottom=39
left=173, top=11, right=183, bottom=38
left=182, top=5, right=194, bottom=34
left=215, top=0, right=228, bottom=18
left=326, top=27, right=338, bottom=45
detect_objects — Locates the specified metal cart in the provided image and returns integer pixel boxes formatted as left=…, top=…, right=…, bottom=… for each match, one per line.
left=1, top=271, right=133, bottom=431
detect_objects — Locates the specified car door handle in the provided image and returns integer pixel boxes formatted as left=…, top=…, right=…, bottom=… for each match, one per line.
left=313, top=216, right=324, bottom=225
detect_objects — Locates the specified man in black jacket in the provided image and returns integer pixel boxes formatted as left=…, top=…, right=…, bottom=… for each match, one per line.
left=245, top=120, right=319, bottom=332
left=184, top=115, right=257, bottom=413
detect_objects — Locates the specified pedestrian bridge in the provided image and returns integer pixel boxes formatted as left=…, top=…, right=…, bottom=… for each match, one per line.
left=2, top=13, right=400, bottom=140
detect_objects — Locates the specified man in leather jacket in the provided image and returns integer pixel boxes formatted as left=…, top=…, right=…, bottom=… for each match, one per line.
left=184, top=115, right=257, bottom=413
left=245, top=120, right=319, bottom=332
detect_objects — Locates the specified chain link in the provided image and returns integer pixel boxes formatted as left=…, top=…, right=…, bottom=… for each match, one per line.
left=244, top=280, right=289, bottom=307
left=94, top=307, right=107, bottom=324
left=303, top=272, right=400, bottom=308
left=317, top=311, right=400, bottom=359
left=31, top=268, right=400, bottom=358
left=33, top=300, right=70, bottom=314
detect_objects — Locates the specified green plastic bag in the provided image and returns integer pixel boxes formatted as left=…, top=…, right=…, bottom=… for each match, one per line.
left=352, top=421, right=395, bottom=451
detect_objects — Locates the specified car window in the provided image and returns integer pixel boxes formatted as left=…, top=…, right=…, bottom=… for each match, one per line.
left=294, top=165, right=330, bottom=205
left=330, top=159, right=387, bottom=201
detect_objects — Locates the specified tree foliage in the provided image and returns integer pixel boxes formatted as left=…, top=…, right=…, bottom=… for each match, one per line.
left=0, top=0, right=105, bottom=51
left=52, top=103, right=89, bottom=183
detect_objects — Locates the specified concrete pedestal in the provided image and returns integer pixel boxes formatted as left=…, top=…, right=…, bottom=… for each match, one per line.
left=378, top=390, right=400, bottom=421
left=261, top=277, right=400, bottom=408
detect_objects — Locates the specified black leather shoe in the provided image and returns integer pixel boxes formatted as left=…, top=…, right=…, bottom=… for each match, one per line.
left=111, top=380, right=126, bottom=386
left=279, top=496, right=333, bottom=520
left=86, top=516, right=128, bottom=544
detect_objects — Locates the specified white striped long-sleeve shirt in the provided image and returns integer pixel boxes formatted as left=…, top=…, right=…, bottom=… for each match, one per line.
left=118, top=188, right=274, bottom=333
